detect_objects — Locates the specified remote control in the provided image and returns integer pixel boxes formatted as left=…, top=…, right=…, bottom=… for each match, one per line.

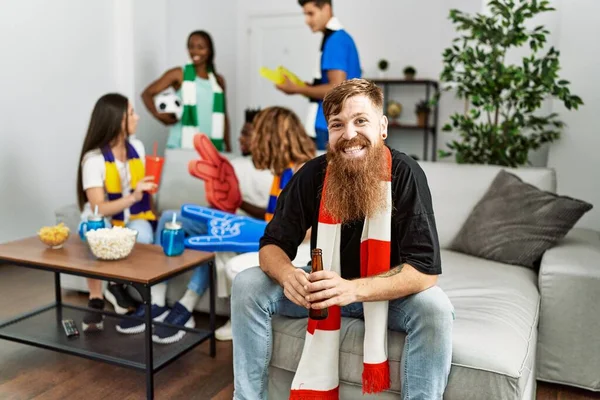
left=62, top=319, right=79, bottom=338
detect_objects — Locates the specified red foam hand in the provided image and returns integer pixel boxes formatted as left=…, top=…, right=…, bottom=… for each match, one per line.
left=188, top=134, right=242, bottom=213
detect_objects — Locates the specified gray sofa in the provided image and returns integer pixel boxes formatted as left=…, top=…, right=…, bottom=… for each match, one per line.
left=267, top=163, right=600, bottom=399
left=56, top=151, right=600, bottom=398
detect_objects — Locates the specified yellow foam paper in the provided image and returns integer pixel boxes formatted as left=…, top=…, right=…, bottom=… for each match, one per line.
left=260, top=67, right=285, bottom=85
left=259, top=66, right=306, bottom=87
left=277, top=66, right=306, bottom=87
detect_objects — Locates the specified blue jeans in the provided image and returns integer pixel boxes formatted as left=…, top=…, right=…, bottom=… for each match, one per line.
left=78, top=218, right=154, bottom=244
left=154, top=210, right=210, bottom=295
left=231, top=266, right=454, bottom=400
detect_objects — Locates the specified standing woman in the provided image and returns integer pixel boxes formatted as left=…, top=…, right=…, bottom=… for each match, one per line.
left=141, top=30, right=231, bottom=152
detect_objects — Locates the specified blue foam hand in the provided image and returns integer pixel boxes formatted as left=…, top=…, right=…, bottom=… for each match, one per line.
left=181, top=204, right=268, bottom=253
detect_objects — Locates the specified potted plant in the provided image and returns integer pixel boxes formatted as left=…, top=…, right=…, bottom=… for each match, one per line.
left=415, top=100, right=430, bottom=127
left=403, top=66, right=416, bottom=80
left=378, top=59, right=389, bottom=78
left=438, top=0, right=583, bottom=167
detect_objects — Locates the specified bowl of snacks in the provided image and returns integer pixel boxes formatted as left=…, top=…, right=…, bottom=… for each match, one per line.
left=38, top=222, right=70, bottom=249
left=85, top=226, right=138, bottom=261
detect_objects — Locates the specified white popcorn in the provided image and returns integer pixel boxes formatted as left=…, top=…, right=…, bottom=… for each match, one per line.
left=86, top=226, right=138, bottom=260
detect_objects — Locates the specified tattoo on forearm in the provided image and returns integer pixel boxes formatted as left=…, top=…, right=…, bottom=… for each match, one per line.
left=377, top=264, right=404, bottom=278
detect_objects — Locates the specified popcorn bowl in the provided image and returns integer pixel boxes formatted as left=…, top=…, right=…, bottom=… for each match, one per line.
left=85, top=226, right=138, bottom=261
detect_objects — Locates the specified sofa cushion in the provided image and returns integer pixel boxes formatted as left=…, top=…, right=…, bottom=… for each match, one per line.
left=270, top=249, right=539, bottom=399
left=417, top=162, right=556, bottom=249
left=155, top=149, right=210, bottom=213
left=450, top=170, right=593, bottom=268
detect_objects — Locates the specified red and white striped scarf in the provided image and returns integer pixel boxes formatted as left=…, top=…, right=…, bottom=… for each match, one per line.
left=290, top=148, right=392, bottom=399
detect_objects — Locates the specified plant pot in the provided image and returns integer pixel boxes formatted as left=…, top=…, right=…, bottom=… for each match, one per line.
left=378, top=70, right=386, bottom=79
left=404, top=73, right=415, bottom=81
left=417, top=111, right=429, bottom=127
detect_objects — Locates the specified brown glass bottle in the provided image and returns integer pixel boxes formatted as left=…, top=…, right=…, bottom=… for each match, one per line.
left=309, top=248, right=329, bottom=320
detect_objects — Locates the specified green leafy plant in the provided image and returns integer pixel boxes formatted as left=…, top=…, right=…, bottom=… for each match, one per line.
left=415, top=100, right=430, bottom=114
left=378, top=59, right=389, bottom=71
left=439, top=0, right=583, bottom=167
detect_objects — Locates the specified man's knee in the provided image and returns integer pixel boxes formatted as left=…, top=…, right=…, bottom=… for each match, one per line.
left=414, top=286, right=455, bottom=328
left=231, top=266, right=269, bottom=303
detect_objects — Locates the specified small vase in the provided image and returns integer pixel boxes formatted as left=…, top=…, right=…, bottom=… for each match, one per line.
left=417, top=112, right=429, bottom=127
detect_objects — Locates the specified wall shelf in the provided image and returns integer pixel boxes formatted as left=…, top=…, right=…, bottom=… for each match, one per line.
left=368, top=78, right=440, bottom=161
left=387, top=122, right=435, bottom=131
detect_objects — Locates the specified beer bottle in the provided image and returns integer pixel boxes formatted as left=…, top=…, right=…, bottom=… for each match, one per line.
left=309, top=248, right=328, bottom=320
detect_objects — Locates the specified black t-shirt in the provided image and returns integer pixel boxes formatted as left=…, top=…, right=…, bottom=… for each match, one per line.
left=259, top=148, right=442, bottom=279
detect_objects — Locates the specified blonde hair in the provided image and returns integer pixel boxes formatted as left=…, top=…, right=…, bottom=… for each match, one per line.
left=323, top=78, right=383, bottom=123
left=250, top=106, right=316, bottom=175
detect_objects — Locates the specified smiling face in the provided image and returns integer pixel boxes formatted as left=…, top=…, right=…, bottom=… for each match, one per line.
left=187, top=34, right=211, bottom=66
left=322, top=80, right=389, bottom=222
left=327, top=95, right=388, bottom=161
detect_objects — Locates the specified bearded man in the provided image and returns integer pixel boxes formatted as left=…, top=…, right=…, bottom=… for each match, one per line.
left=230, top=78, right=454, bottom=400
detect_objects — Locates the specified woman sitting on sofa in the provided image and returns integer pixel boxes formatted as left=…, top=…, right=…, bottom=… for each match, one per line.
left=76, top=93, right=159, bottom=333
left=151, top=106, right=316, bottom=344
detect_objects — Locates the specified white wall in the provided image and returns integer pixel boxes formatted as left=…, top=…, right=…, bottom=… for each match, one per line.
left=342, top=0, right=480, bottom=161
left=547, top=0, right=600, bottom=229
left=114, top=0, right=136, bottom=101
left=0, top=0, right=126, bottom=243
left=0, top=0, right=597, bottom=243
left=130, top=0, right=240, bottom=156
left=235, top=0, right=304, bottom=150
left=132, top=0, right=168, bottom=156
left=235, top=0, right=480, bottom=160
left=161, top=0, right=239, bottom=153
left=138, top=0, right=583, bottom=166
left=0, top=0, right=242, bottom=243
left=481, top=0, right=564, bottom=167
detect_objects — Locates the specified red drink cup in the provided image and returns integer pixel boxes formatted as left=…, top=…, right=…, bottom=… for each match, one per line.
left=145, top=155, right=164, bottom=194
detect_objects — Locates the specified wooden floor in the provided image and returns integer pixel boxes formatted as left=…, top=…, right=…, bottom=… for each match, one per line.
left=0, top=265, right=598, bottom=400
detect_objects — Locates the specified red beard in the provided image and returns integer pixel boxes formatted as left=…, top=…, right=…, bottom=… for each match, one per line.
left=324, top=136, right=387, bottom=222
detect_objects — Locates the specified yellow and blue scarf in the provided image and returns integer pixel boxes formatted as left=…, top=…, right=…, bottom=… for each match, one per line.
left=102, top=142, right=156, bottom=226
left=265, top=165, right=294, bottom=222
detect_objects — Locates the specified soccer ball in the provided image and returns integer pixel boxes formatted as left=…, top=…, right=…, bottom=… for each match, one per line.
left=154, top=89, right=183, bottom=120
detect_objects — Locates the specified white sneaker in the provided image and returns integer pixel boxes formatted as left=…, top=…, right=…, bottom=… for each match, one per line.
left=215, top=319, right=232, bottom=341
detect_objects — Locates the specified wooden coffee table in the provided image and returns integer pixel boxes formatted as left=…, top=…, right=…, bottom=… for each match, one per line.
left=0, top=236, right=216, bottom=400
